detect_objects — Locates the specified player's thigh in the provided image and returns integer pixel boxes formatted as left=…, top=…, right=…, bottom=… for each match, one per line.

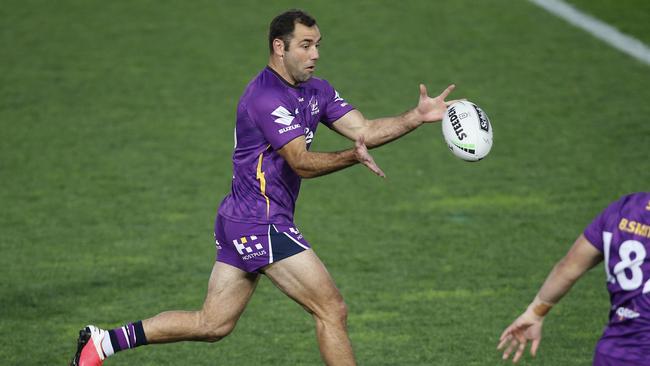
left=262, top=249, right=344, bottom=317
left=202, top=261, right=260, bottom=322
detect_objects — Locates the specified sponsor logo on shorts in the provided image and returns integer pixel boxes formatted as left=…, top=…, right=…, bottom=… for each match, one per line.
left=289, top=227, right=303, bottom=240
left=214, top=233, right=221, bottom=250
left=616, top=306, right=640, bottom=320
left=242, top=250, right=267, bottom=261
left=233, top=235, right=266, bottom=261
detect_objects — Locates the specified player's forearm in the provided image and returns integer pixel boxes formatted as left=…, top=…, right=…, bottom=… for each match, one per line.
left=363, top=109, right=423, bottom=148
left=526, top=256, right=589, bottom=318
left=290, top=149, right=358, bottom=179
left=540, top=258, right=586, bottom=302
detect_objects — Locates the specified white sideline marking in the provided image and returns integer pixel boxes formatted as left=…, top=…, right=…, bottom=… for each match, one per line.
left=529, top=0, right=650, bottom=66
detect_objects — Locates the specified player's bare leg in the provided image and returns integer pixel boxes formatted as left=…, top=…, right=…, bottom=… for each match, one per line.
left=143, top=261, right=259, bottom=343
left=263, top=249, right=355, bottom=366
left=70, top=261, right=258, bottom=365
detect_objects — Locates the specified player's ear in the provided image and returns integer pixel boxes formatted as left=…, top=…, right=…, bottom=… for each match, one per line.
left=273, top=38, right=285, bottom=57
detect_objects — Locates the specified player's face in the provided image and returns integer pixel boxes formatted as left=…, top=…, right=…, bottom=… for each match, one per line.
left=283, top=23, right=321, bottom=84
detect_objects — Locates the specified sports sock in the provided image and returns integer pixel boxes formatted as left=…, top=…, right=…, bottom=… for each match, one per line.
left=102, top=321, right=148, bottom=357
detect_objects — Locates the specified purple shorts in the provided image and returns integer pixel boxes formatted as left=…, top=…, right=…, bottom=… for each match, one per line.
left=214, top=215, right=311, bottom=273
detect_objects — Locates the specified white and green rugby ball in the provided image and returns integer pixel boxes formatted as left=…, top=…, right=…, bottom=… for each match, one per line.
left=441, top=101, right=493, bottom=162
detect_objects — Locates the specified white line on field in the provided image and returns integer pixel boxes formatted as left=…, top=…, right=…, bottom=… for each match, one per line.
left=528, top=0, right=650, bottom=66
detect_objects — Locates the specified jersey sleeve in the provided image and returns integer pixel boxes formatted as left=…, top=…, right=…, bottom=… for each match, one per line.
left=247, top=92, right=304, bottom=150
left=320, top=81, right=355, bottom=127
left=584, top=196, right=626, bottom=251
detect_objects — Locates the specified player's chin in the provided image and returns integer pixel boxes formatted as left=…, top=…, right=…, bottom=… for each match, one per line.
left=297, top=72, right=313, bottom=83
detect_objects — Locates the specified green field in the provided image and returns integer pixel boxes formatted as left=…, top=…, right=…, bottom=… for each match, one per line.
left=2, top=1, right=649, bottom=365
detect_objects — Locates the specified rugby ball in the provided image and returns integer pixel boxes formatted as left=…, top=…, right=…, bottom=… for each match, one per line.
left=441, top=101, right=493, bottom=161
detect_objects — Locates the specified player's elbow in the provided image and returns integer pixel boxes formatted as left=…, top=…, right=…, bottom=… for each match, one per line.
left=291, top=166, right=318, bottom=179
left=285, top=159, right=312, bottom=178
left=285, top=152, right=318, bottom=178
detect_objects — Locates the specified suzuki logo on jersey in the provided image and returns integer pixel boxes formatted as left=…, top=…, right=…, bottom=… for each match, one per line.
left=334, top=90, right=348, bottom=107
left=271, top=106, right=295, bottom=126
left=278, top=124, right=300, bottom=134
left=308, top=96, right=320, bottom=116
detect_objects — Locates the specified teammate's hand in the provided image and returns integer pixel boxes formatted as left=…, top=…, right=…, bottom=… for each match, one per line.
left=497, top=310, right=544, bottom=363
left=416, top=84, right=462, bottom=123
left=354, top=136, right=386, bottom=178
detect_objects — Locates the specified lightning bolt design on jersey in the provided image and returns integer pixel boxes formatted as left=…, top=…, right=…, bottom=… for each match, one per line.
left=256, top=148, right=271, bottom=218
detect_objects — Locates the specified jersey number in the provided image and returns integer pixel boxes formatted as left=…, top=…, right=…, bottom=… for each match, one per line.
left=603, top=231, right=650, bottom=293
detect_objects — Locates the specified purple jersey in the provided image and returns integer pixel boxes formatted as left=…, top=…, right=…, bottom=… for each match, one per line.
left=217, top=67, right=354, bottom=224
left=583, top=192, right=650, bottom=363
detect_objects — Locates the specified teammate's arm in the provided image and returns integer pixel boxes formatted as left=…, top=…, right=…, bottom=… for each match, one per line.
left=497, top=234, right=603, bottom=363
left=277, top=135, right=385, bottom=179
left=331, top=84, right=460, bottom=148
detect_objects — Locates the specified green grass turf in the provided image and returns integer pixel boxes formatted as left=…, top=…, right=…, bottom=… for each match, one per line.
left=1, top=0, right=649, bottom=364
left=564, top=0, right=650, bottom=45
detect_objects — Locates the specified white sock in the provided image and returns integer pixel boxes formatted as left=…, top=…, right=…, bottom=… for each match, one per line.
left=100, top=330, right=114, bottom=357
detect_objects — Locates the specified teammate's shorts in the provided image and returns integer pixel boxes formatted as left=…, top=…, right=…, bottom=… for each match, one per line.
left=214, top=215, right=311, bottom=273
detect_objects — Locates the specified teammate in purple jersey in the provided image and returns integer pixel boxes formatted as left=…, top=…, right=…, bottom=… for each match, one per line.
left=71, top=9, right=461, bottom=366
left=498, top=192, right=650, bottom=365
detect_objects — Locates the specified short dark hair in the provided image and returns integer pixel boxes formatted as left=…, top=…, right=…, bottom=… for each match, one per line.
left=268, top=9, right=317, bottom=54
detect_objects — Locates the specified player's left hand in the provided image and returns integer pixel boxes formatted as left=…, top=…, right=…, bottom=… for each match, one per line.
left=497, top=311, right=544, bottom=363
left=416, top=84, right=462, bottom=123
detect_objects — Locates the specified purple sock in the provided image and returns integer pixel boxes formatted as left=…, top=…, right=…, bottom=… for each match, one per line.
left=106, top=320, right=148, bottom=355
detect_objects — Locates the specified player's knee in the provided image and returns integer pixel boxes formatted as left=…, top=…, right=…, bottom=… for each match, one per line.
left=203, top=322, right=236, bottom=342
left=200, top=320, right=237, bottom=343
left=316, top=296, right=348, bottom=326
left=199, top=312, right=237, bottom=342
left=332, top=298, right=349, bottom=324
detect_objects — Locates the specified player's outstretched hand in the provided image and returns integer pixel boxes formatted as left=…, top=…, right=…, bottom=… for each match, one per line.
left=416, top=84, right=463, bottom=123
left=354, top=136, right=386, bottom=178
left=497, top=310, right=544, bottom=363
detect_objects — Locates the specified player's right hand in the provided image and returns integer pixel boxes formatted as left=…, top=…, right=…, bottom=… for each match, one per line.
left=497, top=311, right=544, bottom=363
left=354, top=136, right=385, bottom=178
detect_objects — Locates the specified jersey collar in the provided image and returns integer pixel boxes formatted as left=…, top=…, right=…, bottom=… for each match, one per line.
left=266, top=66, right=301, bottom=89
